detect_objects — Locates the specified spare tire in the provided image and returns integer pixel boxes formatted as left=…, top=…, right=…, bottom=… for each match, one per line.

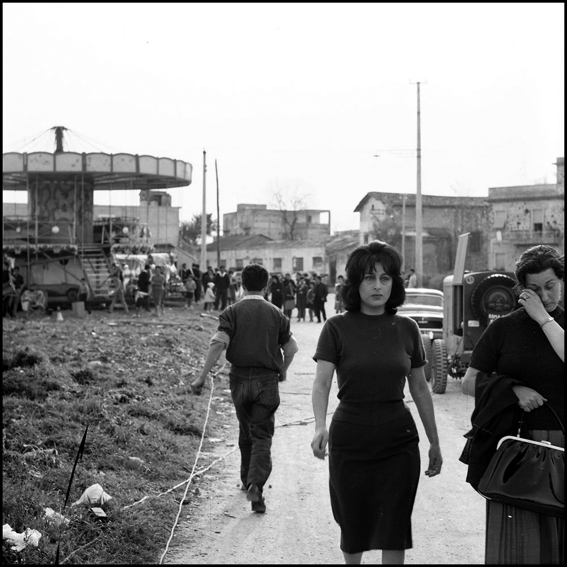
left=469, top=273, right=516, bottom=327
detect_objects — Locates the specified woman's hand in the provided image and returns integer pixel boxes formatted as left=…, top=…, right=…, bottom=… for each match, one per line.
left=518, top=288, right=548, bottom=324
left=425, top=443, right=443, bottom=477
left=512, top=385, right=547, bottom=412
left=311, top=426, right=329, bottom=459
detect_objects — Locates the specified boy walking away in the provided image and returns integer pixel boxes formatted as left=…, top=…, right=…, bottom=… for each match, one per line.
left=190, top=263, right=299, bottom=514
left=184, top=274, right=196, bottom=308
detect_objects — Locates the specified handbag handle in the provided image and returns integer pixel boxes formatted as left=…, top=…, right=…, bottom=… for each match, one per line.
left=517, top=402, right=565, bottom=437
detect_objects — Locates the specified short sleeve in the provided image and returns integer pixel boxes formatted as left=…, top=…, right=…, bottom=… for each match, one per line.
left=409, top=320, right=427, bottom=368
left=313, top=319, right=340, bottom=365
left=218, top=309, right=234, bottom=339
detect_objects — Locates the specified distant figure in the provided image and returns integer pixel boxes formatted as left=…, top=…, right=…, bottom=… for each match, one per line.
left=334, top=275, right=345, bottom=313
left=407, top=268, right=417, bottom=289
left=108, top=264, right=129, bottom=314
left=11, top=266, right=24, bottom=313
left=306, top=281, right=316, bottom=322
left=313, top=275, right=328, bottom=323
left=283, top=273, right=296, bottom=318
left=296, top=277, right=308, bottom=322
left=150, top=266, right=166, bottom=317
left=136, top=264, right=151, bottom=317
left=184, top=274, right=196, bottom=308
left=269, top=274, right=284, bottom=310
left=78, top=277, right=92, bottom=315
left=203, top=282, right=216, bottom=311
left=192, top=263, right=202, bottom=303
left=228, top=270, right=238, bottom=305
left=214, top=266, right=231, bottom=311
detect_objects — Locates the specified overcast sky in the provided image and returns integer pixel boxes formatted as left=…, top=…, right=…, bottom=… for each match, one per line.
left=3, top=3, right=564, bottom=233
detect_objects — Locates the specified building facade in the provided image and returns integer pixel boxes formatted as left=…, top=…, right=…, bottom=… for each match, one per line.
left=222, top=203, right=331, bottom=241
left=488, top=157, right=564, bottom=270
left=354, top=192, right=491, bottom=287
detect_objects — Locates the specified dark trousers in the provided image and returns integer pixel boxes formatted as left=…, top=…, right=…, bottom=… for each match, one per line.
left=229, top=368, right=281, bottom=489
left=314, top=301, right=327, bottom=322
left=215, top=289, right=228, bottom=310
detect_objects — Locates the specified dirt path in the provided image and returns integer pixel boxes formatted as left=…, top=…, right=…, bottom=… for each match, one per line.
left=165, top=313, right=486, bottom=564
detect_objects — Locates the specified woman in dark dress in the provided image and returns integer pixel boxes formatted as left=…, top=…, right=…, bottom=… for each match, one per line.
left=311, top=240, right=442, bottom=564
left=462, top=245, right=564, bottom=564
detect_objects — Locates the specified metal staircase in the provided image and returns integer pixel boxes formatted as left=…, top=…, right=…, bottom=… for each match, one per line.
left=79, top=244, right=113, bottom=300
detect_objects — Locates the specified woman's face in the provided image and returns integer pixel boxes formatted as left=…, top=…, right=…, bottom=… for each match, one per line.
left=358, top=262, right=393, bottom=315
left=524, top=267, right=562, bottom=312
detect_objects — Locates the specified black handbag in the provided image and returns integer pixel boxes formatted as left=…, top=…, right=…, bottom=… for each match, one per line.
left=477, top=404, right=564, bottom=518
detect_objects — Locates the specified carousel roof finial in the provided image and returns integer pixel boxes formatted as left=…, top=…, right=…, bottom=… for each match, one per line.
left=52, top=126, right=67, bottom=154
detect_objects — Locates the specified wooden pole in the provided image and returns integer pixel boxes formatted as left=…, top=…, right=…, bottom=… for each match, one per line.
left=215, top=159, right=221, bottom=267
left=200, top=151, right=207, bottom=271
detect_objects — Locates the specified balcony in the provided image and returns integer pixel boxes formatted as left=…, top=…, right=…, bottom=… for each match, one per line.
left=505, top=229, right=563, bottom=245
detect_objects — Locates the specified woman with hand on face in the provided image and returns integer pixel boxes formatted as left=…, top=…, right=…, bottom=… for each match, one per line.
left=311, top=240, right=442, bottom=565
left=462, top=245, right=564, bottom=564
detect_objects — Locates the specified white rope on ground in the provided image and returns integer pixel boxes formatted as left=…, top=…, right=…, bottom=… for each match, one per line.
left=158, top=363, right=225, bottom=564
left=115, top=358, right=332, bottom=564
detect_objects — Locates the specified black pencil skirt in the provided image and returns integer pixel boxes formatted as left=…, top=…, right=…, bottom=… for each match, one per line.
left=328, top=410, right=420, bottom=554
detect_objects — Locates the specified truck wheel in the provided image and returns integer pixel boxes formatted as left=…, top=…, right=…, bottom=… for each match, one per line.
left=430, top=339, right=448, bottom=394
left=469, top=273, right=516, bottom=327
left=423, top=340, right=433, bottom=382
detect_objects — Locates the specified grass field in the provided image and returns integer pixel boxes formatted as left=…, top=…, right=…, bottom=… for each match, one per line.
left=2, top=307, right=232, bottom=564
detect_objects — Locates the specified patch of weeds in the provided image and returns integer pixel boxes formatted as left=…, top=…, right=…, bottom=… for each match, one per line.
left=3, top=367, right=61, bottom=401
left=160, top=410, right=203, bottom=436
left=3, top=346, right=48, bottom=371
left=70, top=367, right=98, bottom=386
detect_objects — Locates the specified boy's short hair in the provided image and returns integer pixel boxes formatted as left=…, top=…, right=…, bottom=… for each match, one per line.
left=242, top=263, right=269, bottom=291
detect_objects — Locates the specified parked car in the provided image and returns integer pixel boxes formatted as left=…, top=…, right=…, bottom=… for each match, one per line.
left=398, top=288, right=444, bottom=385
left=27, top=283, right=81, bottom=307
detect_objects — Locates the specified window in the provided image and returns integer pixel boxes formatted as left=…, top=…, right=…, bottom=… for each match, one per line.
left=252, top=257, right=263, bottom=265
left=273, top=258, right=282, bottom=270
left=493, top=210, right=507, bottom=229
left=292, top=257, right=303, bottom=272
left=312, top=256, right=324, bottom=269
left=532, top=209, right=543, bottom=232
left=469, top=230, right=482, bottom=253
left=235, top=259, right=244, bottom=268
left=307, top=215, right=312, bottom=223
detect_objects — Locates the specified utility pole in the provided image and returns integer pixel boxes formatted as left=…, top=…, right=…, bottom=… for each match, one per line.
left=411, top=80, right=424, bottom=287
left=401, top=192, right=406, bottom=267
left=200, top=150, right=207, bottom=271
left=215, top=159, right=221, bottom=267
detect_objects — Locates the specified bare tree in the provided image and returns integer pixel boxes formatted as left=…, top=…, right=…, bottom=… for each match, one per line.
left=179, top=213, right=216, bottom=246
left=271, top=182, right=309, bottom=241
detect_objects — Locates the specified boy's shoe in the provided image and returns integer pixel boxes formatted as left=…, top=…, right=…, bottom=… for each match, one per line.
left=246, top=484, right=266, bottom=513
left=251, top=498, right=266, bottom=513
left=190, top=382, right=204, bottom=395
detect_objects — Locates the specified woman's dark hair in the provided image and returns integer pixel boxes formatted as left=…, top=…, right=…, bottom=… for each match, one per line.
left=513, top=245, right=564, bottom=294
left=341, top=240, right=406, bottom=314
left=242, top=263, right=269, bottom=291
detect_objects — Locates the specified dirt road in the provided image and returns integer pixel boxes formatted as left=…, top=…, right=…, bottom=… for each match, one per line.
left=166, top=312, right=486, bottom=564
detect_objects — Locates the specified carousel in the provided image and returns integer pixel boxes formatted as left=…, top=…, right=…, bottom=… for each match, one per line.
left=3, top=126, right=192, bottom=308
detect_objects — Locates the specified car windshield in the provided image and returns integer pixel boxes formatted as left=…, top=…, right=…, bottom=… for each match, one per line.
left=403, top=295, right=443, bottom=308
